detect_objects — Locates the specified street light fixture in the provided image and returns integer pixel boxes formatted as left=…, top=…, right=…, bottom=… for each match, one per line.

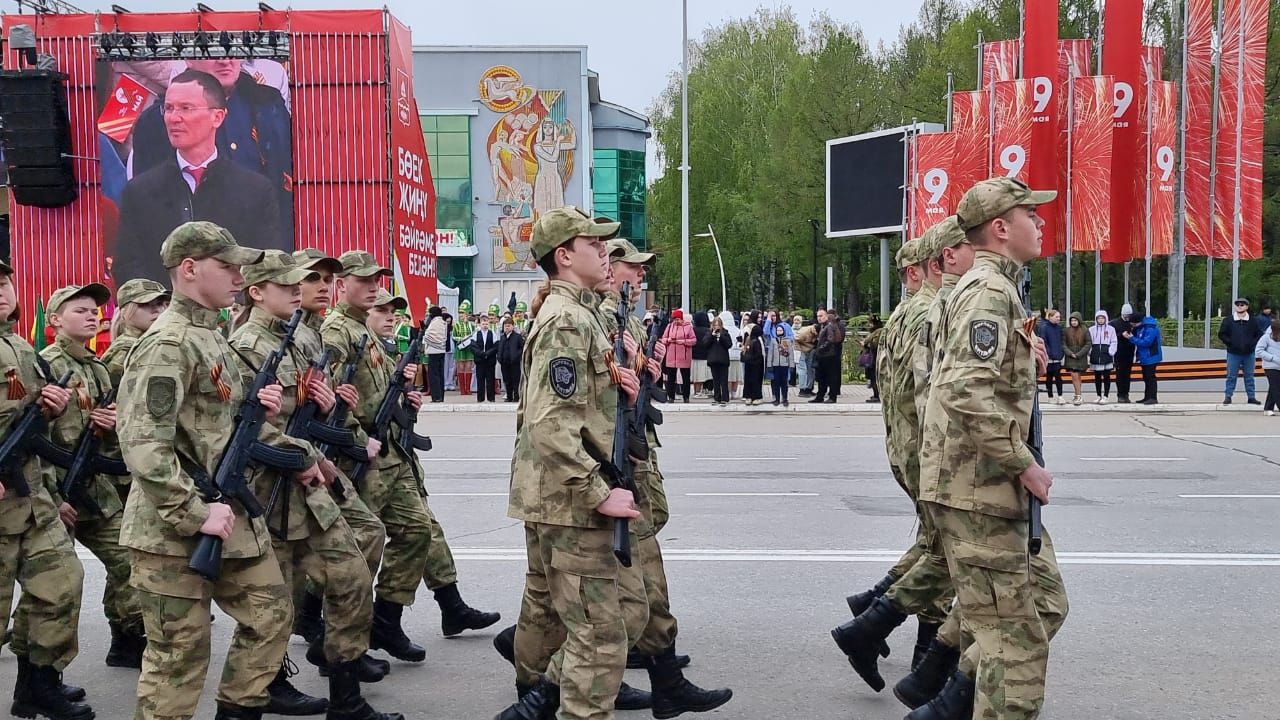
left=694, top=224, right=727, bottom=313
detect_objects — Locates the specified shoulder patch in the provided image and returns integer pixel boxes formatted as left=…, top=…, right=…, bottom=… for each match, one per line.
left=548, top=357, right=577, bottom=399
left=146, top=376, right=177, bottom=416
left=969, top=319, right=999, bottom=361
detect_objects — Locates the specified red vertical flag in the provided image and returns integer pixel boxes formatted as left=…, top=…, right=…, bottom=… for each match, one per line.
left=1182, top=0, right=1215, bottom=257
left=1023, top=0, right=1060, bottom=256
left=1146, top=81, right=1178, bottom=257
left=950, top=90, right=989, bottom=196
left=1212, top=0, right=1269, bottom=260
left=991, top=80, right=1035, bottom=184
left=1143, top=46, right=1165, bottom=82
left=1069, top=76, right=1115, bottom=253
left=910, top=132, right=958, bottom=237
left=982, top=40, right=1020, bottom=88
left=1057, top=40, right=1092, bottom=253
left=388, top=17, right=438, bottom=316
left=1100, top=0, right=1143, bottom=264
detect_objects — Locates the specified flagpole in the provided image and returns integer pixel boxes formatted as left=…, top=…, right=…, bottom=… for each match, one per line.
left=1229, top=0, right=1244, bottom=301
left=680, top=0, right=690, bottom=314
left=1205, top=0, right=1225, bottom=347
left=1066, top=75, right=1075, bottom=317
left=1144, top=58, right=1154, bottom=314
left=1175, top=0, right=1191, bottom=345
left=946, top=72, right=954, bottom=130
left=1094, top=6, right=1105, bottom=314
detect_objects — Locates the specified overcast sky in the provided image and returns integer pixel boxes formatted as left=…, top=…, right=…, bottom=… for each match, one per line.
left=69, top=0, right=927, bottom=116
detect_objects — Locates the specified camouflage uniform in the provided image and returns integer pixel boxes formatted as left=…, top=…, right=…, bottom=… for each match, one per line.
left=102, top=279, right=172, bottom=389
left=37, top=298, right=142, bottom=636
left=920, top=183, right=1070, bottom=719
left=0, top=313, right=85, bottom=674
left=117, top=223, right=295, bottom=719
left=229, top=279, right=372, bottom=666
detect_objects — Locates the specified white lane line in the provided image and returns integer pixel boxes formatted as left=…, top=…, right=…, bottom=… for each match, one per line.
left=1080, top=457, right=1186, bottom=461
left=431, top=492, right=509, bottom=496
left=694, top=457, right=797, bottom=461
left=1179, top=494, right=1280, bottom=499
left=684, top=492, right=819, bottom=497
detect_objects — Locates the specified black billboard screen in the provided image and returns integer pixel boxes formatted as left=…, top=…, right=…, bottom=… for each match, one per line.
left=826, top=129, right=907, bottom=237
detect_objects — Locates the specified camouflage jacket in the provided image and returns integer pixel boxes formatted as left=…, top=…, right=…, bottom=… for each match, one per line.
left=0, top=320, right=63, bottom=535
left=913, top=274, right=960, bottom=425
left=230, top=307, right=339, bottom=540
left=117, top=292, right=309, bottom=558
left=40, top=334, right=125, bottom=517
left=918, top=252, right=1037, bottom=519
left=508, top=281, right=617, bottom=529
left=101, top=324, right=143, bottom=388
left=880, top=285, right=935, bottom=496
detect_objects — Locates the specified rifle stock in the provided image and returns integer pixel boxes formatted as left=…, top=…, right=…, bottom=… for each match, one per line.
left=609, top=283, right=637, bottom=567
left=1022, top=270, right=1044, bottom=556
left=57, top=389, right=127, bottom=517
left=348, top=326, right=430, bottom=488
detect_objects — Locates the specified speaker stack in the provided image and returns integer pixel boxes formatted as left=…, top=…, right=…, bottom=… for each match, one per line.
left=0, top=70, right=78, bottom=208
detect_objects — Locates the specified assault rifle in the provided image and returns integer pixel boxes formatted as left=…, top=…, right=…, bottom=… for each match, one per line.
left=56, top=389, right=130, bottom=517
left=0, top=360, right=73, bottom=496
left=347, top=325, right=431, bottom=489
left=189, top=309, right=311, bottom=580
left=609, top=282, right=640, bottom=567
left=626, top=313, right=669, bottom=461
left=1021, top=268, right=1043, bottom=555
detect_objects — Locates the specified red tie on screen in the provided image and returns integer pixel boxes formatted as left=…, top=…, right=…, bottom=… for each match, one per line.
left=185, top=166, right=206, bottom=189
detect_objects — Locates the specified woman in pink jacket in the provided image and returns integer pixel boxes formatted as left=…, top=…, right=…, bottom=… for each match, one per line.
left=661, top=309, right=697, bottom=403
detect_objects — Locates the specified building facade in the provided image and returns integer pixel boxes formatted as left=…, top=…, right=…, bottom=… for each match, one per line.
left=412, top=45, right=649, bottom=310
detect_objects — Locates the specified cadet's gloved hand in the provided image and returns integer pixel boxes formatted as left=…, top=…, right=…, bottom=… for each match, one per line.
left=307, top=374, right=337, bottom=413
left=200, top=502, right=236, bottom=540
left=258, top=384, right=284, bottom=417
left=89, top=403, right=117, bottom=431
left=595, top=487, right=641, bottom=519
left=39, top=384, right=72, bottom=417
left=335, top=384, right=360, bottom=409
left=1020, top=463, right=1053, bottom=504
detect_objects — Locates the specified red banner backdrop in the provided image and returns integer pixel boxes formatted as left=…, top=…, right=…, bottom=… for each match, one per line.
left=1100, top=0, right=1143, bottom=263
left=1182, top=0, right=1215, bottom=256
left=1056, top=40, right=1092, bottom=255
left=950, top=90, right=989, bottom=197
left=982, top=40, right=1020, bottom=88
left=1143, top=46, right=1165, bottom=82
left=388, top=17, right=438, bottom=315
left=1146, top=81, right=1178, bottom=257
left=1212, top=0, right=1269, bottom=260
left=1023, top=0, right=1060, bottom=256
left=1069, top=76, right=1115, bottom=253
left=910, top=132, right=957, bottom=237
left=991, top=80, right=1034, bottom=184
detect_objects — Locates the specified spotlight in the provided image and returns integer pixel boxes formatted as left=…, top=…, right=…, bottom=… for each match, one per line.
left=194, top=30, right=211, bottom=57
left=196, top=3, right=214, bottom=12
left=145, top=31, right=160, bottom=55
left=111, top=4, right=130, bottom=12
left=219, top=30, right=232, bottom=56
left=258, top=2, right=275, bottom=11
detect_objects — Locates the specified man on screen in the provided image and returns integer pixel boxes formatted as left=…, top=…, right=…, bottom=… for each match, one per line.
left=114, top=70, right=284, bottom=284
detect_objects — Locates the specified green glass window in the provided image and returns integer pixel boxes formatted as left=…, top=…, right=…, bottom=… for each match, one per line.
left=593, top=148, right=646, bottom=247
left=421, top=114, right=473, bottom=247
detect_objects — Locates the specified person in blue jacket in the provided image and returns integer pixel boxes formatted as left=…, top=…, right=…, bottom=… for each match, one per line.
left=1037, top=309, right=1066, bottom=403
left=1124, top=305, right=1163, bottom=405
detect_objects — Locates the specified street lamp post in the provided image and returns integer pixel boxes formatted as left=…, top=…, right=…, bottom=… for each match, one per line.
left=679, top=0, right=691, bottom=314
left=694, top=225, right=727, bottom=312
left=808, top=219, right=820, bottom=313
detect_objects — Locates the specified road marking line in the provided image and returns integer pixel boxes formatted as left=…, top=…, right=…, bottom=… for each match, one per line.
left=684, top=492, right=819, bottom=497
left=1080, top=457, right=1187, bottom=461
left=1179, top=494, right=1280, bottom=499
left=431, top=492, right=509, bottom=496
left=694, top=457, right=797, bottom=461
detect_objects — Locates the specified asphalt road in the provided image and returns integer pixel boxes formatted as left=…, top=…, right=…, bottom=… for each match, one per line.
left=24, top=410, right=1279, bottom=719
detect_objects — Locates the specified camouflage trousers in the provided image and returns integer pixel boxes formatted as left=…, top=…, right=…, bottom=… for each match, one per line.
left=273, top=513, right=372, bottom=664
left=76, top=510, right=143, bottom=627
left=630, top=531, right=679, bottom=656
left=514, top=523, right=642, bottom=720
left=0, top=517, right=83, bottom=670
left=358, top=458, right=433, bottom=605
left=418, top=498, right=458, bottom=591
left=883, top=510, right=954, bottom=626
left=130, top=550, right=291, bottom=719
left=636, top=462, right=670, bottom=535
left=303, top=479, right=385, bottom=606
left=925, top=504, right=1070, bottom=720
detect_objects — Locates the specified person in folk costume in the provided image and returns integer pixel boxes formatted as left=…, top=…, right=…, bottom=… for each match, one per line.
left=450, top=301, right=475, bottom=395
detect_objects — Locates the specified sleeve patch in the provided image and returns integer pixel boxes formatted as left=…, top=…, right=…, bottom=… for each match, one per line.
left=549, top=357, right=577, bottom=399
left=969, top=319, right=999, bottom=361
left=146, top=377, right=177, bottom=416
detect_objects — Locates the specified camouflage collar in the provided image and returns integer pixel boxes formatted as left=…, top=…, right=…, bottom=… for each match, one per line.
left=0, top=318, right=14, bottom=335
left=55, top=332, right=94, bottom=361
left=116, top=323, right=143, bottom=340
left=940, top=273, right=961, bottom=289
left=302, top=309, right=325, bottom=331
left=171, top=292, right=223, bottom=329
left=972, top=250, right=1022, bottom=282
left=247, top=305, right=292, bottom=334
left=335, top=301, right=369, bottom=324
left=548, top=279, right=600, bottom=309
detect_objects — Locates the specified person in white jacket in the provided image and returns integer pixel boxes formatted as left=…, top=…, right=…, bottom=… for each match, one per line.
left=1256, top=318, right=1280, bottom=415
left=423, top=306, right=450, bottom=402
left=1089, top=310, right=1119, bottom=404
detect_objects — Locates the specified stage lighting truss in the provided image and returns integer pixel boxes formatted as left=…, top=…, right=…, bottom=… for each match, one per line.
left=91, top=28, right=289, bottom=60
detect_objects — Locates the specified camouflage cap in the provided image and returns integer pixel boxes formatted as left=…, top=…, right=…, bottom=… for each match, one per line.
left=530, top=207, right=620, bottom=262
left=337, top=250, right=392, bottom=278
left=242, top=250, right=318, bottom=287
left=955, top=177, right=1058, bottom=231
left=920, top=216, right=966, bottom=259
left=47, top=282, right=111, bottom=314
left=606, top=238, right=656, bottom=265
left=895, top=238, right=925, bottom=269
left=160, top=221, right=264, bottom=269
left=291, top=248, right=344, bottom=275
left=116, top=278, right=171, bottom=307
left=0, top=259, right=13, bottom=276
left=373, top=288, right=408, bottom=311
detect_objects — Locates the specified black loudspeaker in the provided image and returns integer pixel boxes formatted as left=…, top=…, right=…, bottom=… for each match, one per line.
left=0, top=70, right=77, bottom=208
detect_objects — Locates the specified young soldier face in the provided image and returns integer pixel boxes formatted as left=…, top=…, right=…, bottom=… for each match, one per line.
left=0, top=274, right=16, bottom=321
left=339, top=274, right=382, bottom=311
left=190, top=258, right=245, bottom=309
left=1001, top=205, right=1045, bottom=263
left=301, top=270, right=335, bottom=313
left=368, top=304, right=397, bottom=339
left=251, top=281, right=302, bottom=320
left=52, top=297, right=101, bottom=342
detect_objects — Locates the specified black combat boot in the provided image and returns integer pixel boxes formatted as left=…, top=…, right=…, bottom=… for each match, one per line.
left=894, top=639, right=961, bottom=709
left=912, top=620, right=941, bottom=671
left=213, top=701, right=264, bottom=719
left=104, top=620, right=144, bottom=668
left=433, top=583, right=501, bottom=637
left=493, top=678, right=559, bottom=720
left=12, top=654, right=86, bottom=705
left=294, top=591, right=325, bottom=644
left=369, top=599, right=426, bottom=662
left=306, top=636, right=388, bottom=684
left=646, top=647, right=733, bottom=719
left=494, top=623, right=517, bottom=665
left=325, top=659, right=405, bottom=720
left=904, top=671, right=974, bottom=720
left=830, top=596, right=908, bottom=692
left=615, top=682, right=653, bottom=711
left=266, top=656, right=328, bottom=715
left=846, top=573, right=896, bottom=616
left=627, top=648, right=689, bottom=670
left=13, top=664, right=95, bottom=720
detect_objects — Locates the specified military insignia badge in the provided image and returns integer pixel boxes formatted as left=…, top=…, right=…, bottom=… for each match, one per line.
left=146, top=377, right=177, bottom=416
left=969, top=319, right=999, bottom=360
left=549, top=357, right=577, bottom=399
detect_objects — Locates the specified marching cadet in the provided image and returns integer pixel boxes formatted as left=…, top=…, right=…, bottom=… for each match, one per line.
left=117, top=221, right=324, bottom=720
left=322, top=252, right=497, bottom=667
left=0, top=261, right=93, bottom=720
left=38, top=283, right=146, bottom=669
left=492, top=207, right=644, bottom=720
left=914, top=178, right=1069, bottom=720
left=102, top=279, right=171, bottom=388
left=229, top=250, right=401, bottom=719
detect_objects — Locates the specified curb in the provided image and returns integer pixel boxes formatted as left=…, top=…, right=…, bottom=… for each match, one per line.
left=419, top=402, right=1251, bottom=415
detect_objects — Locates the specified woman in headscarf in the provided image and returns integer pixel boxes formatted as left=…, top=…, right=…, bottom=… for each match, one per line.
left=719, top=310, right=743, bottom=399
